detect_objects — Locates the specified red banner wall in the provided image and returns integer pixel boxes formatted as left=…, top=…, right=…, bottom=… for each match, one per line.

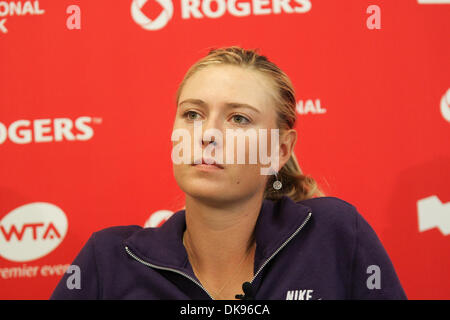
left=0, top=0, right=449, bottom=299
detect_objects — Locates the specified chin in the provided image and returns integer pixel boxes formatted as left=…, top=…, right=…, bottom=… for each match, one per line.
left=185, top=183, right=226, bottom=196
left=186, top=192, right=232, bottom=206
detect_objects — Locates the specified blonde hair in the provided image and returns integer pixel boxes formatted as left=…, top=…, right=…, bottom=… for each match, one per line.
left=175, top=46, right=325, bottom=202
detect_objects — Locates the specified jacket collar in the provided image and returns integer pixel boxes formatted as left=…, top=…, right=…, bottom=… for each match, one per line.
left=123, top=195, right=312, bottom=276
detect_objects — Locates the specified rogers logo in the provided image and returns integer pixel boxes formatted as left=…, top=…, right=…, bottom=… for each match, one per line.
left=131, top=0, right=174, bottom=31
left=131, top=0, right=312, bottom=31
left=0, top=116, right=101, bottom=145
left=0, top=202, right=68, bottom=262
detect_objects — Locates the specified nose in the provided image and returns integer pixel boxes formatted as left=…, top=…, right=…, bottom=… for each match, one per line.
left=198, top=114, right=223, bottom=149
left=202, top=139, right=217, bottom=147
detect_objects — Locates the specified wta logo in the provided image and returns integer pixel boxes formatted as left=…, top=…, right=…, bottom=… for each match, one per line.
left=131, top=0, right=312, bottom=31
left=0, top=203, right=68, bottom=262
left=440, top=88, right=450, bottom=123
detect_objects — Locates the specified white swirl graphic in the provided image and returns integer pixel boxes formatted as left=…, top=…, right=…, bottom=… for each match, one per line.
left=131, top=0, right=174, bottom=31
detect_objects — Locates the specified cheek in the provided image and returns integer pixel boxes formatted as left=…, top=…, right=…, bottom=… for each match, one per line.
left=231, top=164, right=266, bottom=188
left=172, top=164, right=184, bottom=183
left=222, top=132, right=264, bottom=165
left=172, top=163, right=194, bottom=181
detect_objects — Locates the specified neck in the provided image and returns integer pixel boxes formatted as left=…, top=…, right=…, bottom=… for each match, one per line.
left=183, top=193, right=263, bottom=278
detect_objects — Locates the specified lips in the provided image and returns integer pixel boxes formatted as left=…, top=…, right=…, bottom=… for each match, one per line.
left=192, top=158, right=224, bottom=169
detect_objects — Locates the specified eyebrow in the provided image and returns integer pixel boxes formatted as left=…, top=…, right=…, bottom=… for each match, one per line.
left=178, top=99, right=261, bottom=114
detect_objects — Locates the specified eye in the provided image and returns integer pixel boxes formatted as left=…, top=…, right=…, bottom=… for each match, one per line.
left=231, top=114, right=251, bottom=125
left=182, top=110, right=202, bottom=121
left=182, top=111, right=250, bottom=124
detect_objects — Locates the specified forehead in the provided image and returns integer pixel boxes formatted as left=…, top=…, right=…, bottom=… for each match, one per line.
left=179, top=65, right=275, bottom=111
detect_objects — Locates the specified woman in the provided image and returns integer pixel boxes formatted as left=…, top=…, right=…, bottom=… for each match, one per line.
left=50, top=46, right=407, bottom=300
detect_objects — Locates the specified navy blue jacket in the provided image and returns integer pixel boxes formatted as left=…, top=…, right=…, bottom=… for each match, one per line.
left=50, top=196, right=407, bottom=300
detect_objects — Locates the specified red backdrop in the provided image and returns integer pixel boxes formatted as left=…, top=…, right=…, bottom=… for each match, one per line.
left=0, top=0, right=449, bottom=299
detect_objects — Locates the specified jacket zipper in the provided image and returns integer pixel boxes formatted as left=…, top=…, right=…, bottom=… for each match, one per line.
left=124, top=245, right=215, bottom=299
left=124, top=210, right=312, bottom=299
left=250, top=211, right=312, bottom=284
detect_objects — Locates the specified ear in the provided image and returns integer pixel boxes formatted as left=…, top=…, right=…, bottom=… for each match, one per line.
left=278, top=129, right=297, bottom=171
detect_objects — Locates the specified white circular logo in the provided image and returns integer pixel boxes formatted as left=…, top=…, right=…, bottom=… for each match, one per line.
left=144, top=210, right=174, bottom=228
left=131, top=0, right=174, bottom=31
left=0, top=202, right=68, bottom=262
left=440, top=88, right=450, bottom=123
